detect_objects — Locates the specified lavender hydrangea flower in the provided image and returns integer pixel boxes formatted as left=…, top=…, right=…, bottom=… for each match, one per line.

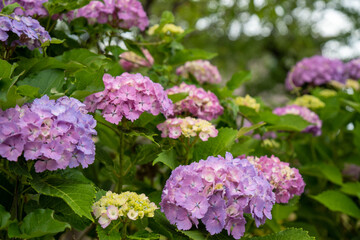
left=176, top=60, right=222, bottom=84
left=286, top=56, right=345, bottom=90
left=273, top=105, right=322, bottom=136
left=160, top=152, right=275, bottom=239
left=0, top=14, right=51, bottom=50
left=0, top=96, right=97, bottom=173
left=245, top=155, right=305, bottom=203
left=166, top=83, right=223, bottom=121
left=0, top=0, right=48, bottom=17
left=84, top=73, right=173, bottom=124
left=345, top=58, right=360, bottom=81
left=76, top=0, right=149, bottom=31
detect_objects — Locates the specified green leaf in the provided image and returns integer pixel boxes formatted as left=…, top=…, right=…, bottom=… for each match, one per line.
left=0, top=59, right=14, bottom=79
left=1, top=3, right=21, bottom=14
left=169, top=49, right=217, bottom=65
left=226, top=70, right=252, bottom=91
left=300, top=163, right=343, bottom=185
left=41, top=38, right=65, bottom=48
left=260, top=112, right=310, bottom=131
left=237, top=122, right=266, bottom=138
left=311, top=190, right=360, bottom=219
left=124, top=41, right=146, bottom=58
left=96, top=224, right=121, bottom=240
left=106, top=46, right=126, bottom=61
left=168, top=92, right=189, bottom=103
left=31, top=170, right=96, bottom=221
left=193, top=128, right=238, bottom=162
left=17, top=85, right=40, bottom=98
left=160, top=11, right=175, bottom=24
left=44, top=0, right=91, bottom=15
left=18, top=69, right=65, bottom=95
left=128, top=230, right=160, bottom=239
left=153, top=148, right=179, bottom=170
left=74, top=67, right=105, bottom=92
left=7, top=209, right=70, bottom=238
left=245, top=228, right=314, bottom=240
left=340, top=182, right=360, bottom=199
left=0, top=204, right=10, bottom=230
left=180, top=230, right=206, bottom=240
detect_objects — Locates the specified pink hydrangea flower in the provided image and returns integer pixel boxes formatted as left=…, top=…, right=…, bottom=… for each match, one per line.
left=160, top=152, right=275, bottom=239
left=84, top=73, right=173, bottom=124
left=176, top=60, right=222, bottom=84
left=120, top=48, right=154, bottom=72
left=0, top=96, right=97, bottom=172
left=273, top=105, right=322, bottom=136
left=76, top=0, right=149, bottom=31
left=166, top=83, right=223, bottom=121
left=157, top=117, right=218, bottom=141
left=245, top=155, right=305, bottom=203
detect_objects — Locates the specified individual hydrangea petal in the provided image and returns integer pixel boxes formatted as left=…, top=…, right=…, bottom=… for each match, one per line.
left=119, top=48, right=154, bottom=72
left=76, top=0, right=149, bottom=31
left=176, top=60, right=222, bottom=84
left=157, top=117, right=218, bottom=141
left=273, top=105, right=322, bottom=136
left=0, top=96, right=97, bottom=172
left=0, top=14, right=51, bottom=51
left=84, top=73, right=173, bottom=124
left=245, top=155, right=306, bottom=204
left=160, top=152, right=275, bottom=239
left=285, top=55, right=345, bottom=90
left=0, top=0, right=48, bottom=17
left=167, top=83, right=223, bottom=120
left=93, top=191, right=157, bottom=228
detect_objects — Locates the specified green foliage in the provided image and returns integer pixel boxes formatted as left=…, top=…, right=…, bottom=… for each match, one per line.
left=153, top=148, right=179, bottom=170
left=226, top=70, right=252, bottom=91
left=0, top=3, right=21, bottom=14
left=340, top=182, right=360, bottom=199
left=31, top=170, right=96, bottom=221
left=7, top=209, right=70, bottom=239
left=0, top=205, right=10, bottom=230
left=247, top=228, right=315, bottom=240
left=311, top=190, right=360, bottom=219
left=44, top=0, right=91, bottom=15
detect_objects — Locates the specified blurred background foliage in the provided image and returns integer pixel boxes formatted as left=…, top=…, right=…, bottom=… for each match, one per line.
left=142, top=0, right=360, bottom=104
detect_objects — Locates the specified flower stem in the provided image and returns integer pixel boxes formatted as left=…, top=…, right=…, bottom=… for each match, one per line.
left=116, top=129, right=125, bottom=193
left=121, top=220, right=128, bottom=239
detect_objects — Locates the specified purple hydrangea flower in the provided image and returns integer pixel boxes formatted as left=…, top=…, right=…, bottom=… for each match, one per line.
left=160, top=152, right=275, bottom=239
left=0, top=96, right=97, bottom=173
left=286, top=56, right=345, bottom=90
left=273, top=105, right=322, bottom=136
left=76, top=0, right=149, bottom=31
left=166, top=83, right=224, bottom=121
left=345, top=58, right=360, bottom=81
left=245, top=155, right=305, bottom=203
left=0, top=0, right=48, bottom=17
left=176, top=60, right=222, bottom=84
left=84, top=73, right=173, bottom=124
left=0, top=14, right=51, bottom=50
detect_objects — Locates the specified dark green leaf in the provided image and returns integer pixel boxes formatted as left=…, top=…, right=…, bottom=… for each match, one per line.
left=245, top=228, right=314, bottom=240
left=0, top=204, right=10, bottom=230
left=96, top=224, right=121, bottom=240
left=169, top=49, right=217, bottom=65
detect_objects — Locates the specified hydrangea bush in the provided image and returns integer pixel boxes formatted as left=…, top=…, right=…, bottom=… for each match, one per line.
left=0, top=1, right=358, bottom=240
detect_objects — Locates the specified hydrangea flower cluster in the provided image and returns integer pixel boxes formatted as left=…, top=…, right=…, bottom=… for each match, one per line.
left=166, top=83, right=223, bottom=121
left=318, top=89, right=337, bottom=98
left=234, top=95, right=260, bottom=112
left=273, top=105, right=322, bottom=136
left=0, top=96, right=97, bottom=173
left=285, top=56, right=345, bottom=90
left=0, top=14, right=51, bottom=50
left=292, top=95, right=325, bottom=109
left=119, top=48, right=154, bottom=72
left=76, top=0, right=149, bottom=31
left=157, top=117, right=218, bottom=141
left=93, top=191, right=158, bottom=228
left=148, top=23, right=184, bottom=35
left=245, top=155, right=305, bottom=204
left=84, top=73, right=173, bottom=124
left=1, top=0, right=48, bottom=17
left=160, top=152, right=275, bottom=239
left=345, top=58, right=360, bottom=81
left=176, top=60, right=222, bottom=84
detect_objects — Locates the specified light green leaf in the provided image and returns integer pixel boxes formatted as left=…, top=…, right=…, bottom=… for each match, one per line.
left=311, top=190, right=360, bottom=219
left=153, top=148, right=179, bottom=170
left=0, top=204, right=10, bottom=230
left=44, top=0, right=92, bottom=15
left=160, top=11, right=175, bottom=25
left=260, top=112, right=310, bottom=131
left=1, top=2, right=21, bottom=14
left=237, top=122, right=266, bottom=138
left=0, top=59, right=13, bottom=79
left=340, top=182, right=360, bottom=199
left=31, top=170, right=96, bottom=221
left=300, top=163, right=343, bottom=185
left=7, top=209, right=70, bottom=238
left=180, top=230, right=206, bottom=240
left=193, top=128, right=238, bottom=162
left=226, top=70, right=252, bottom=91
left=168, top=93, right=188, bottom=103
